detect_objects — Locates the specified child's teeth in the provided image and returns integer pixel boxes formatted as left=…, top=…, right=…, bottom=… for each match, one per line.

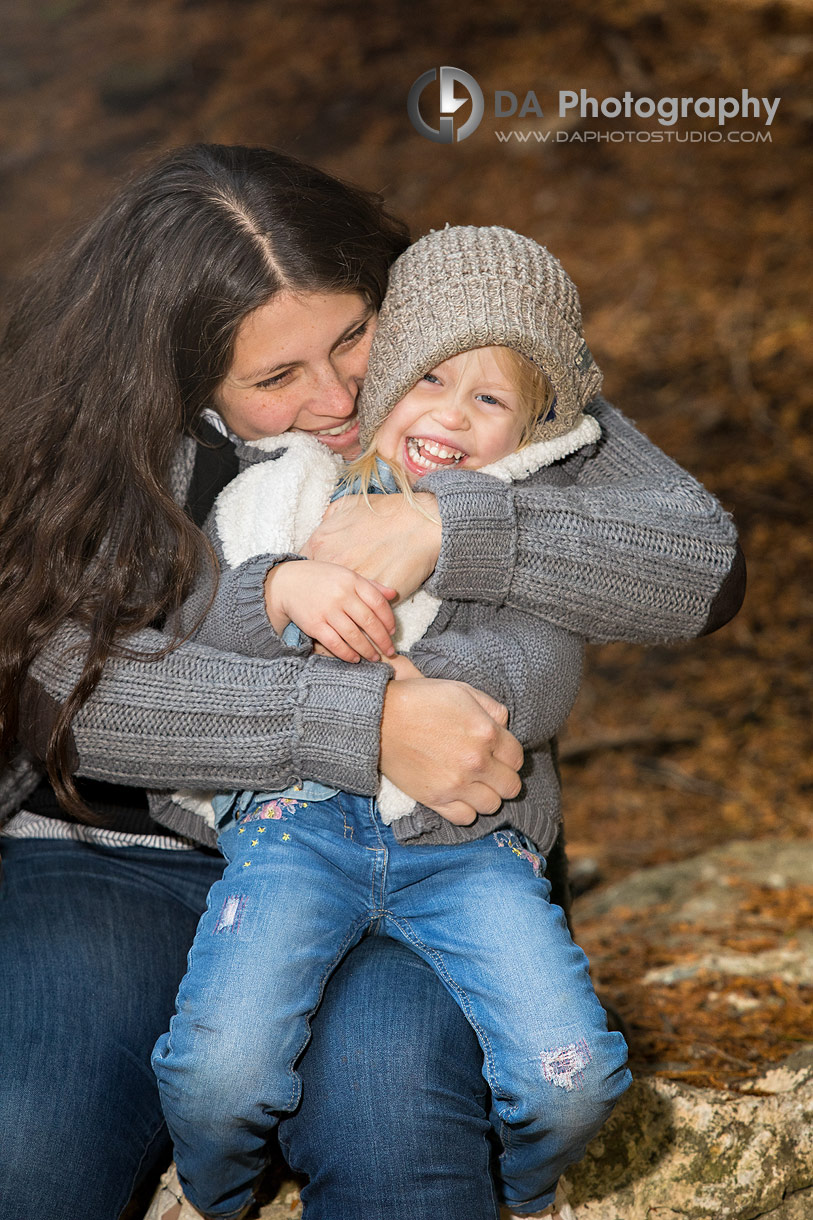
left=406, top=437, right=465, bottom=468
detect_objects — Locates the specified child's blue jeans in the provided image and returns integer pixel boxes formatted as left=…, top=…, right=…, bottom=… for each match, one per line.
left=152, top=793, right=630, bottom=1218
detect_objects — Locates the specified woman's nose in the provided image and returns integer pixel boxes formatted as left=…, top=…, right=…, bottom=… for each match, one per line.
left=316, top=366, right=358, bottom=419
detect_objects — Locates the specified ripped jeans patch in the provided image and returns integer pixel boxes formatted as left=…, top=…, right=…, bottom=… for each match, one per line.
left=540, top=1038, right=593, bottom=1091
left=213, top=893, right=247, bottom=935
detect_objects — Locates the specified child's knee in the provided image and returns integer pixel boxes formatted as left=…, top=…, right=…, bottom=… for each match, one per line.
left=153, top=1033, right=297, bottom=1128
left=558, top=1028, right=629, bottom=1107
left=501, top=1029, right=631, bottom=1139
left=541, top=1029, right=629, bottom=1108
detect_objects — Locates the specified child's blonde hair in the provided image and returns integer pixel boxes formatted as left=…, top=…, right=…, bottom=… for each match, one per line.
left=346, top=346, right=554, bottom=504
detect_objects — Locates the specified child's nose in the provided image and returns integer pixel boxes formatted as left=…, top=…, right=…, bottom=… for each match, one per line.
left=432, top=393, right=469, bottom=430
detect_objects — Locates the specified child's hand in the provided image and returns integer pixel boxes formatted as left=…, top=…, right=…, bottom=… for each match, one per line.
left=264, top=560, right=397, bottom=663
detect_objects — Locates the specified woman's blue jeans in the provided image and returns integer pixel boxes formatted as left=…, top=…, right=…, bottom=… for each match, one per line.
left=0, top=836, right=501, bottom=1220
left=153, top=794, right=630, bottom=1218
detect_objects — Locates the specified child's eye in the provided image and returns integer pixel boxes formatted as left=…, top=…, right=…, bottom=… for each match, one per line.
left=421, top=373, right=441, bottom=384
left=476, top=393, right=503, bottom=407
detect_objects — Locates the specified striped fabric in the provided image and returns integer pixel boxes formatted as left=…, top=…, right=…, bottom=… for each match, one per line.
left=1, top=810, right=198, bottom=851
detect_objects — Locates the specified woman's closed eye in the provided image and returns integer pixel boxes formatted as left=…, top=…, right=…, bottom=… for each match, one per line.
left=254, top=319, right=371, bottom=390
left=341, top=318, right=371, bottom=347
left=256, top=368, right=295, bottom=389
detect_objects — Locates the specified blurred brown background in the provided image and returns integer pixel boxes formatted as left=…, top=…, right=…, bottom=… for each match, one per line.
left=2, top=0, right=811, bottom=1083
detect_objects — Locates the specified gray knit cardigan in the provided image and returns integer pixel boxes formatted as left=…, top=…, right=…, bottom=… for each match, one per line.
left=4, top=399, right=742, bottom=841
left=155, top=417, right=606, bottom=853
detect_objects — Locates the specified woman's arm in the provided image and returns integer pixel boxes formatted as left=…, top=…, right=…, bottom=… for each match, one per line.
left=423, top=399, right=744, bottom=642
left=306, top=399, right=745, bottom=645
left=20, top=612, right=521, bottom=816
left=22, top=619, right=390, bottom=796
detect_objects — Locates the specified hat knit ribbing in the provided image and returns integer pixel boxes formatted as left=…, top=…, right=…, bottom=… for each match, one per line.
left=358, top=225, right=603, bottom=449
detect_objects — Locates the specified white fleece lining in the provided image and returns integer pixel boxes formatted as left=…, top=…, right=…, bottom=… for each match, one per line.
left=216, top=432, right=344, bottom=569
left=173, top=789, right=218, bottom=827
left=478, top=413, right=601, bottom=483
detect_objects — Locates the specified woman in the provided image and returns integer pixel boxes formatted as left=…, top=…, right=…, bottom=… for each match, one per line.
left=0, top=144, right=743, bottom=1220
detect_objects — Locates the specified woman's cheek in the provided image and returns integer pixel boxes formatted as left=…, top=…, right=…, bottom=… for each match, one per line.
left=223, top=392, right=302, bottom=441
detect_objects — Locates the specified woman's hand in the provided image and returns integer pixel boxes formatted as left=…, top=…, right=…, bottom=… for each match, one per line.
left=384, top=654, right=423, bottom=681
left=302, top=492, right=443, bottom=601
left=264, top=560, right=397, bottom=663
left=379, top=676, right=524, bottom=825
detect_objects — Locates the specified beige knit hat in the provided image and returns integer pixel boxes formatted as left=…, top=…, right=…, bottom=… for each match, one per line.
left=358, top=225, right=603, bottom=449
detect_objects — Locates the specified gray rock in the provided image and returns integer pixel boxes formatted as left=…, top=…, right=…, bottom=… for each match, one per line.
left=758, top=1185, right=813, bottom=1219
left=563, top=840, right=813, bottom=1219
left=575, top=840, right=813, bottom=925
left=642, top=934, right=813, bottom=987
left=562, top=1047, right=813, bottom=1219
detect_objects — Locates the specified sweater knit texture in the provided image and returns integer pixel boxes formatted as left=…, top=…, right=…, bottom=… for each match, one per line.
left=2, top=400, right=741, bottom=843
left=166, top=417, right=600, bottom=851
left=358, top=226, right=603, bottom=448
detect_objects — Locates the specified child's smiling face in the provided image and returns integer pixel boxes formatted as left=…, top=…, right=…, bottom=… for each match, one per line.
left=373, top=347, right=527, bottom=484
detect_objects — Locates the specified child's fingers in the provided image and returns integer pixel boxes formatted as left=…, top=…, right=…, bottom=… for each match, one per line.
left=368, top=579, right=398, bottom=601
left=331, top=611, right=387, bottom=663
left=354, top=583, right=397, bottom=649
left=311, top=624, right=361, bottom=664
left=349, top=608, right=395, bottom=659
left=385, top=654, right=423, bottom=681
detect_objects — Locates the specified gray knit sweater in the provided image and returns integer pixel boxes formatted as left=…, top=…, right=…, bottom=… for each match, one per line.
left=157, top=418, right=605, bottom=853
left=4, top=399, right=742, bottom=839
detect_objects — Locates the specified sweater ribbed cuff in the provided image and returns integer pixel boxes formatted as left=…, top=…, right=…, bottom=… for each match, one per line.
left=408, top=651, right=466, bottom=683
left=293, top=656, right=392, bottom=796
left=233, top=553, right=309, bottom=658
left=420, top=469, right=517, bottom=605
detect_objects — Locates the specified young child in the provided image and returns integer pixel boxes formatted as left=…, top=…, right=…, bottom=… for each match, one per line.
left=151, top=226, right=630, bottom=1220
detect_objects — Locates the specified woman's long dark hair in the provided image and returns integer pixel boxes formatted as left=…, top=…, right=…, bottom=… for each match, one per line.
left=0, top=143, right=409, bottom=817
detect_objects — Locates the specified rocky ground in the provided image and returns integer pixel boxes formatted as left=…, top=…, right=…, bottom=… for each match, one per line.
left=565, top=840, right=813, bottom=1218
left=2, top=1, right=811, bottom=1215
